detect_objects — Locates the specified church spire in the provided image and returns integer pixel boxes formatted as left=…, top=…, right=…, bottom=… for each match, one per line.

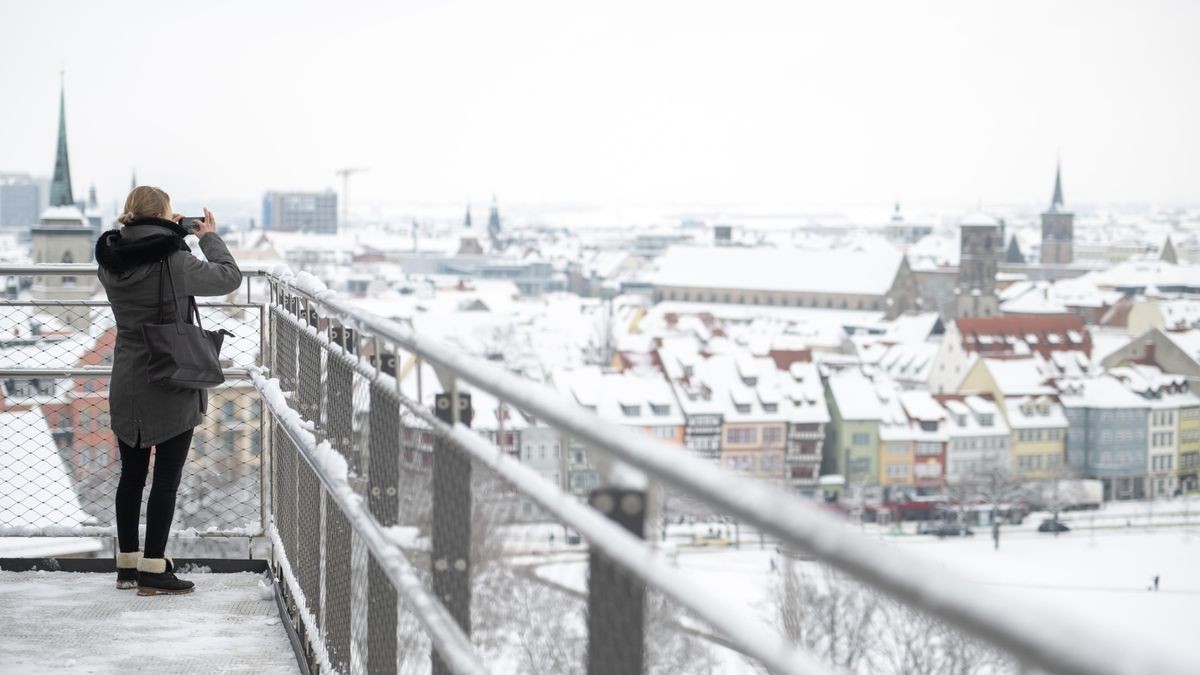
left=1049, top=160, right=1064, bottom=212
left=49, top=71, right=75, bottom=207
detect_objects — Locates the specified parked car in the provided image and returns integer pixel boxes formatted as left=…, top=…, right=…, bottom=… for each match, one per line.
left=931, top=523, right=974, bottom=538
left=1038, top=519, right=1071, bottom=533
left=689, top=533, right=733, bottom=547
left=916, top=521, right=942, bottom=535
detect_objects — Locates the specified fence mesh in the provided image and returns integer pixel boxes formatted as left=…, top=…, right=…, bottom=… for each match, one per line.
left=0, top=300, right=264, bottom=554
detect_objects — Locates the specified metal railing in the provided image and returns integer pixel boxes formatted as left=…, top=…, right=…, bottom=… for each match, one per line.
left=260, top=269, right=1191, bottom=675
left=1, top=263, right=1192, bottom=675
left=1, top=269, right=271, bottom=551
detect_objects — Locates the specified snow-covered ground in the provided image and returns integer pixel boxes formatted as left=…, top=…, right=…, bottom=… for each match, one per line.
left=0, top=570, right=296, bottom=674
left=533, top=523, right=1199, bottom=673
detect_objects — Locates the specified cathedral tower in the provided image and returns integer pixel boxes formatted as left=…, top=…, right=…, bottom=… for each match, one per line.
left=1040, top=161, right=1074, bottom=265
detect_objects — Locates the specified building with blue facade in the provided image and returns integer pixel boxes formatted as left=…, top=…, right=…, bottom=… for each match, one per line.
left=1060, top=376, right=1149, bottom=500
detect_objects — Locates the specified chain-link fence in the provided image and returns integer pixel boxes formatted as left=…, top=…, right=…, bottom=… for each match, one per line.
left=0, top=294, right=266, bottom=557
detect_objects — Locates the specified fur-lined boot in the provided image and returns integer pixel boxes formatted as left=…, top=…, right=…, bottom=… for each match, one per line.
left=116, top=550, right=141, bottom=589
left=136, top=557, right=194, bottom=596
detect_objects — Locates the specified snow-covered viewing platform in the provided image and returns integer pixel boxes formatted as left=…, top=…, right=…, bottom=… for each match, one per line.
left=0, top=568, right=296, bottom=673
left=2, top=264, right=1197, bottom=675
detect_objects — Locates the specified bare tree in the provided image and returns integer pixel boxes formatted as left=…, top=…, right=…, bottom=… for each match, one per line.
left=774, top=557, right=880, bottom=672
left=962, top=460, right=1029, bottom=550
left=771, top=556, right=1009, bottom=674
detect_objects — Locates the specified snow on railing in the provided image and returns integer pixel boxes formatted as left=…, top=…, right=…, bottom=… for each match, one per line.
left=265, top=266, right=1193, bottom=675
left=252, top=368, right=488, bottom=675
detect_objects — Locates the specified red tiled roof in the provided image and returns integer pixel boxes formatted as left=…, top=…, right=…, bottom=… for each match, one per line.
left=954, top=314, right=1091, bottom=357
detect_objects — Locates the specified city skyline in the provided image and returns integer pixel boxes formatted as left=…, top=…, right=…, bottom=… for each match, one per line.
left=2, top=1, right=1199, bottom=220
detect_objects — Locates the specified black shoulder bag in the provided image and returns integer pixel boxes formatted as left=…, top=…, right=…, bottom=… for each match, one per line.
left=142, top=257, right=232, bottom=389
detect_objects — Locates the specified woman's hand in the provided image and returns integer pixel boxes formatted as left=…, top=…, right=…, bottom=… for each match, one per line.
left=193, top=208, right=217, bottom=238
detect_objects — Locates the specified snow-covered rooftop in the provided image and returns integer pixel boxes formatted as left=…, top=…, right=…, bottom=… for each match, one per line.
left=650, top=243, right=904, bottom=296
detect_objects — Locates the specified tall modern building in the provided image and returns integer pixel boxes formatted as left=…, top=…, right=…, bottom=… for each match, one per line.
left=0, top=173, right=40, bottom=228
left=954, top=212, right=1000, bottom=318
left=1040, top=162, right=1074, bottom=265
left=32, top=75, right=96, bottom=329
left=261, top=190, right=338, bottom=234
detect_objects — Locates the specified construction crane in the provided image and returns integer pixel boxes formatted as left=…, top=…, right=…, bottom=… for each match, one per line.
left=335, top=167, right=369, bottom=228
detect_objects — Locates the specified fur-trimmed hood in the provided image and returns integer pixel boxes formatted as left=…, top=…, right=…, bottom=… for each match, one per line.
left=95, top=217, right=192, bottom=272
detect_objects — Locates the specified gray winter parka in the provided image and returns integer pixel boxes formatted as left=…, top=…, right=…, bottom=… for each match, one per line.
left=96, top=218, right=242, bottom=448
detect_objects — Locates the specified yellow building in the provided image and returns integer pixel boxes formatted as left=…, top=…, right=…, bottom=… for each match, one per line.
left=1179, top=403, right=1200, bottom=493
left=879, top=439, right=914, bottom=486
left=1005, top=396, right=1068, bottom=479
left=959, top=358, right=1067, bottom=477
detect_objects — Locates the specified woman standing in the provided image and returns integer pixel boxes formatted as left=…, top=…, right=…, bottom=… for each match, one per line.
left=95, top=186, right=242, bottom=596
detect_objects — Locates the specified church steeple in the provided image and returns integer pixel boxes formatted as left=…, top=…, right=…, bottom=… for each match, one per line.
left=49, top=71, right=75, bottom=207
left=1049, top=160, right=1064, bottom=212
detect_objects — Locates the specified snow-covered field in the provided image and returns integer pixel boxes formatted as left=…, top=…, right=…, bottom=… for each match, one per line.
left=534, top=522, right=1200, bottom=673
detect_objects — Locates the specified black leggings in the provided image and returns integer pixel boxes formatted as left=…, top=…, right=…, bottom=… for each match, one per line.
left=115, top=429, right=194, bottom=558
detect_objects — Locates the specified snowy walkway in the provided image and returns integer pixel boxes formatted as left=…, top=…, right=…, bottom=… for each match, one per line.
left=0, top=570, right=298, bottom=674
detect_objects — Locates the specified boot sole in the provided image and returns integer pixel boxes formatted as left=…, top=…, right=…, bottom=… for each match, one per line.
left=136, top=586, right=195, bottom=597
left=116, top=580, right=137, bottom=590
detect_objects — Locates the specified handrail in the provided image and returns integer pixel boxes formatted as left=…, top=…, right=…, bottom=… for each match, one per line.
left=275, top=270, right=1192, bottom=675
left=0, top=263, right=274, bottom=276
left=251, top=369, right=489, bottom=675
left=0, top=368, right=253, bottom=378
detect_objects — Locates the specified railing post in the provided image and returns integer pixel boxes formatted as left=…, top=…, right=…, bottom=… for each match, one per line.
left=323, top=322, right=354, bottom=672
left=432, top=390, right=473, bottom=675
left=296, top=305, right=324, bottom=663
left=367, top=349, right=400, bottom=673
left=586, top=486, right=647, bottom=675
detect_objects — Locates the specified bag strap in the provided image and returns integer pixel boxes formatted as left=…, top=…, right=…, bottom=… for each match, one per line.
left=156, top=261, right=170, bottom=325
left=159, top=255, right=205, bottom=332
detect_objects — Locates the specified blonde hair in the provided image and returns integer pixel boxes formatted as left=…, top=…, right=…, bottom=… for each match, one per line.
left=117, top=186, right=171, bottom=225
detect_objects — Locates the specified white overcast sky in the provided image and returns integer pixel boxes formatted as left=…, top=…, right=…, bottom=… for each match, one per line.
left=2, top=0, right=1198, bottom=218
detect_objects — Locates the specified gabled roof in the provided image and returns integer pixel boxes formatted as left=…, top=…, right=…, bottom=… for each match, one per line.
left=954, top=314, right=1091, bottom=358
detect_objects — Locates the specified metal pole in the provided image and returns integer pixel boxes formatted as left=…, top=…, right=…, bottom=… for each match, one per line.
left=586, top=486, right=646, bottom=675
left=432, top=390, right=473, bottom=675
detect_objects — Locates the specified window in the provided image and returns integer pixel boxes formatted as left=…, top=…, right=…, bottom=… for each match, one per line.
left=886, top=443, right=909, bottom=456
left=851, top=432, right=870, bottom=446
left=653, top=426, right=675, bottom=439
left=1017, top=455, right=1043, bottom=472
left=763, top=427, right=783, bottom=446
left=762, top=403, right=778, bottom=413
left=885, top=463, right=910, bottom=478
left=916, top=442, right=940, bottom=456
left=650, top=404, right=670, bottom=416
left=726, top=428, right=758, bottom=444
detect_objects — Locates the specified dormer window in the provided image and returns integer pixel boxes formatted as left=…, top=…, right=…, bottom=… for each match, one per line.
left=735, top=403, right=751, bottom=414
left=763, top=403, right=778, bottom=413
left=650, top=404, right=669, bottom=416
left=620, top=404, right=641, bottom=417
left=742, top=376, right=757, bottom=387
left=979, top=414, right=993, bottom=427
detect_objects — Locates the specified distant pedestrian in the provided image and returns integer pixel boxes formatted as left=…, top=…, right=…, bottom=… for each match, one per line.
left=1154, top=575, right=1160, bottom=591
left=549, top=532, right=555, bottom=545
left=769, top=557, right=777, bottom=573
